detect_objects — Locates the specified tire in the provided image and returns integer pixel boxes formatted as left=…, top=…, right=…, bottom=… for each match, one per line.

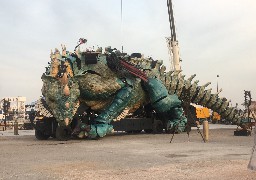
left=153, top=120, right=163, bottom=134
left=144, top=129, right=153, bottom=133
left=125, top=130, right=142, bottom=134
left=35, top=129, right=50, bottom=140
left=56, top=126, right=71, bottom=141
left=132, top=130, right=142, bottom=133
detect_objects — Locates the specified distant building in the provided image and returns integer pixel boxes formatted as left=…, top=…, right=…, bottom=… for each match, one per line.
left=0, top=96, right=26, bottom=120
left=0, top=109, right=5, bottom=120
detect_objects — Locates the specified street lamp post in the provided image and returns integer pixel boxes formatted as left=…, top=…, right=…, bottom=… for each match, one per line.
left=4, top=98, right=7, bottom=130
left=217, top=75, right=219, bottom=92
left=14, top=98, right=19, bottom=135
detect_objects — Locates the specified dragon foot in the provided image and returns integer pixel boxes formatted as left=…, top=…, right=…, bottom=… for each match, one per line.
left=166, top=107, right=187, bottom=133
left=88, top=124, right=113, bottom=138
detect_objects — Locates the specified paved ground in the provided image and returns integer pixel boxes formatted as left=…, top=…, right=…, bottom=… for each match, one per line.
left=0, top=124, right=256, bottom=180
left=0, top=124, right=239, bottom=136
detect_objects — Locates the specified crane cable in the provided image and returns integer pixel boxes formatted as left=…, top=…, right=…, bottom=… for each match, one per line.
left=121, top=0, right=124, bottom=53
left=121, top=0, right=123, bottom=22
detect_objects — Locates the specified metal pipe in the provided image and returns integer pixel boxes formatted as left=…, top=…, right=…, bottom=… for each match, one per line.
left=203, top=120, right=209, bottom=141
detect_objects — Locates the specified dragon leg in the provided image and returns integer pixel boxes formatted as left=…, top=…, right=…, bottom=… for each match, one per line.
left=144, top=78, right=187, bottom=132
left=88, top=86, right=133, bottom=138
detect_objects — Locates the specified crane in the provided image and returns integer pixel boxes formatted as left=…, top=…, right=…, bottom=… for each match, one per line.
left=166, top=0, right=181, bottom=72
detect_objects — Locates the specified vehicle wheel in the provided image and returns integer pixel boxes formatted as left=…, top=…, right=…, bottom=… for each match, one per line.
left=153, top=120, right=163, bottom=134
left=165, top=128, right=172, bottom=134
left=144, top=129, right=153, bottom=133
left=35, top=129, right=50, bottom=140
left=212, top=120, right=217, bottom=124
left=56, top=126, right=71, bottom=141
left=132, top=130, right=142, bottom=133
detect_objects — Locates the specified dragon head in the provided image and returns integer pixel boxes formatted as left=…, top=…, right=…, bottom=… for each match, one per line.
left=41, top=47, right=80, bottom=127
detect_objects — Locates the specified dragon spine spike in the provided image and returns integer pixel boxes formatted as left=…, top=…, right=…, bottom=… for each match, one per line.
left=55, top=48, right=60, bottom=54
left=173, top=70, right=182, bottom=76
left=157, top=60, right=163, bottom=66
left=202, top=82, right=211, bottom=88
left=217, top=88, right=223, bottom=94
left=199, top=89, right=212, bottom=105
left=169, top=70, right=174, bottom=75
left=192, top=86, right=206, bottom=103
left=187, top=74, right=196, bottom=82
left=50, top=49, right=53, bottom=58
left=61, top=44, right=67, bottom=56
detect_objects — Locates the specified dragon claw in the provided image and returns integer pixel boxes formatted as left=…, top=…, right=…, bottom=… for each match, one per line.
left=88, top=124, right=113, bottom=138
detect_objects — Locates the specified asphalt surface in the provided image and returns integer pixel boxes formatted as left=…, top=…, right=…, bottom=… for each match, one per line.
left=0, top=124, right=256, bottom=180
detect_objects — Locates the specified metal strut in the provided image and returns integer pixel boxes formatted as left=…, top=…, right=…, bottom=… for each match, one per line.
left=166, top=0, right=181, bottom=72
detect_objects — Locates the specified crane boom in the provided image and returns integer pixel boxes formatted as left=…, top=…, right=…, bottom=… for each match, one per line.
left=167, top=0, right=181, bottom=72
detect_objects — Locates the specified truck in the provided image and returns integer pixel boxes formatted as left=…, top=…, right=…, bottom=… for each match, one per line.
left=186, top=105, right=210, bottom=124
left=196, top=107, right=210, bottom=121
left=211, top=112, right=221, bottom=124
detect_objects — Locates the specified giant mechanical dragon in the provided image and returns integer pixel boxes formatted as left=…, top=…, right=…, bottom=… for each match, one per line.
left=35, top=39, right=240, bottom=140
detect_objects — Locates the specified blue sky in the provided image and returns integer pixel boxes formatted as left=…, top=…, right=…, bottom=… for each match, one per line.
left=0, top=0, right=255, bottom=108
